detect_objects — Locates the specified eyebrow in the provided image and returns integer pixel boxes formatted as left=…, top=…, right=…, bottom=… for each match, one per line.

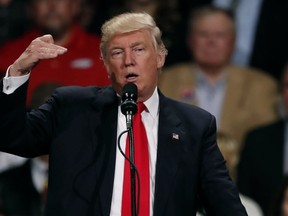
left=130, top=42, right=144, bottom=47
left=110, top=42, right=145, bottom=50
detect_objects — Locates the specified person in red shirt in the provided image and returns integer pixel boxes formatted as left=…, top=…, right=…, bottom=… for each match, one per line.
left=0, top=0, right=110, bottom=106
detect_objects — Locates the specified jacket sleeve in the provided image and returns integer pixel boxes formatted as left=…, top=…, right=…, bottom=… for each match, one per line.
left=199, top=115, right=247, bottom=215
left=0, top=80, right=57, bottom=157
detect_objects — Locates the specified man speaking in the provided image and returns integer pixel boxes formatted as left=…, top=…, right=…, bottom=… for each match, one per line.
left=0, top=12, right=247, bottom=215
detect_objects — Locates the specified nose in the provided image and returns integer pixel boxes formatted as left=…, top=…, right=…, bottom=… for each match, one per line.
left=206, top=32, right=216, bottom=42
left=124, top=50, right=135, bottom=67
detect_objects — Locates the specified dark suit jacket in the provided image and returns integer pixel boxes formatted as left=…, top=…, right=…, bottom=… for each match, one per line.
left=0, top=82, right=247, bottom=216
left=0, top=160, right=42, bottom=215
left=237, top=120, right=286, bottom=215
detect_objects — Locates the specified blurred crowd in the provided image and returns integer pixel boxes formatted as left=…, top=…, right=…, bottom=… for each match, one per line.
left=0, top=0, right=288, bottom=215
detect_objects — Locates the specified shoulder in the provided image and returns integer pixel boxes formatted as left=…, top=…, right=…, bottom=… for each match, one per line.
left=159, top=63, right=195, bottom=90
left=52, top=85, right=113, bottom=102
left=229, top=65, right=277, bottom=87
left=160, top=92, right=215, bottom=128
left=246, top=120, right=284, bottom=139
left=170, top=96, right=210, bottom=117
left=37, top=85, right=116, bottom=116
left=162, top=63, right=194, bottom=73
left=242, top=120, right=284, bottom=152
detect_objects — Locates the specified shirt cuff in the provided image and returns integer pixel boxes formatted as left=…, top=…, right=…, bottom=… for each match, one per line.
left=2, top=66, right=30, bottom=94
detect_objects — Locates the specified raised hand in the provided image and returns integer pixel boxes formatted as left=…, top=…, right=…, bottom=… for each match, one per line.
left=9, top=34, right=67, bottom=77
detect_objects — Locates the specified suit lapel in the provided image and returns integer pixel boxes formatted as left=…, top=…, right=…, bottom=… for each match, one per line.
left=92, top=87, right=119, bottom=216
left=73, top=87, right=118, bottom=215
left=97, top=104, right=118, bottom=216
left=153, top=93, right=183, bottom=216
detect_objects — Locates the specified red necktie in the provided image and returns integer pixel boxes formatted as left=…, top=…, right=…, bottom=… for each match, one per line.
left=122, top=102, right=150, bottom=216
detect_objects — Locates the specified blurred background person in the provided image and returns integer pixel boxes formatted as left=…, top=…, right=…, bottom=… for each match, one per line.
left=93, top=0, right=186, bottom=67
left=237, top=63, right=288, bottom=215
left=0, top=0, right=30, bottom=45
left=158, top=6, right=279, bottom=145
left=0, top=82, right=58, bottom=216
left=178, top=0, right=288, bottom=81
left=0, top=0, right=110, bottom=107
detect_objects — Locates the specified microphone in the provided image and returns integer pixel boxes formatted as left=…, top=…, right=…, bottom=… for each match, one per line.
left=121, top=83, right=138, bottom=128
left=120, top=83, right=139, bottom=216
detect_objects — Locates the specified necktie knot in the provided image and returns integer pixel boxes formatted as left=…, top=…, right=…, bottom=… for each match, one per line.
left=137, top=102, right=146, bottom=114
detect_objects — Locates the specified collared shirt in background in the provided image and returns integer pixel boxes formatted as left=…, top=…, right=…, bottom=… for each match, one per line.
left=195, top=69, right=227, bottom=127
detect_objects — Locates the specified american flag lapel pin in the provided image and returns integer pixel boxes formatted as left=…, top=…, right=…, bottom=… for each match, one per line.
left=172, top=133, right=179, bottom=140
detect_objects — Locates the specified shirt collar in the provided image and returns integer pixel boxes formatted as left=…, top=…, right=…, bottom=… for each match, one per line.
left=142, top=87, right=159, bottom=119
left=195, top=67, right=228, bottom=88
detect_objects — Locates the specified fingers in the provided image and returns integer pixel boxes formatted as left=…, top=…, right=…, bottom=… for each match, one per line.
left=32, top=35, right=67, bottom=59
left=9, top=35, right=68, bottom=77
left=36, top=43, right=67, bottom=59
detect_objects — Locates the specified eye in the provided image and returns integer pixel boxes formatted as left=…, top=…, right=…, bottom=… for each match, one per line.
left=133, top=47, right=145, bottom=55
left=111, top=49, right=124, bottom=59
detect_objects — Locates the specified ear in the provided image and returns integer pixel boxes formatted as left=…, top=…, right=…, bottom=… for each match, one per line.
left=157, top=52, right=166, bottom=69
left=103, top=60, right=112, bottom=79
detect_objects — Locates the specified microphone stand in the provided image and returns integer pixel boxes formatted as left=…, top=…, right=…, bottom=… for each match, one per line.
left=126, top=111, right=137, bottom=216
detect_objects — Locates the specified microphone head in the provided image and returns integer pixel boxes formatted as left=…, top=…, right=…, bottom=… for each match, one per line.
left=121, top=83, right=138, bottom=115
left=122, top=83, right=138, bottom=102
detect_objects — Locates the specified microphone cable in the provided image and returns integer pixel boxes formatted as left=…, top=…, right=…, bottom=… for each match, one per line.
left=117, top=129, right=141, bottom=216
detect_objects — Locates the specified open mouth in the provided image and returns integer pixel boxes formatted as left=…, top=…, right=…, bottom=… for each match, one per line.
left=126, top=73, right=138, bottom=79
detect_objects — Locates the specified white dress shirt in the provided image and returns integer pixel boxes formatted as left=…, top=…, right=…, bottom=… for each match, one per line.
left=0, top=153, right=26, bottom=173
left=2, top=67, right=30, bottom=94
left=195, top=69, right=227, bottom=127
left=110, top=88, right=159, bottom=216
left=31, top=157, right=49, bottom=194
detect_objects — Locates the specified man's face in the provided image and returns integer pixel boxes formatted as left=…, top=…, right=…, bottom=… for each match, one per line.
left=31, top=0, right=77, bottom=37
left=103, top=29, right=165, bottom=102
left=189, top=13, right=235, bottom=68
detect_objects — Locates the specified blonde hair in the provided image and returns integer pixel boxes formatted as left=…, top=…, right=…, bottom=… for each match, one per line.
left=100, top=12, right=167, bottom=60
